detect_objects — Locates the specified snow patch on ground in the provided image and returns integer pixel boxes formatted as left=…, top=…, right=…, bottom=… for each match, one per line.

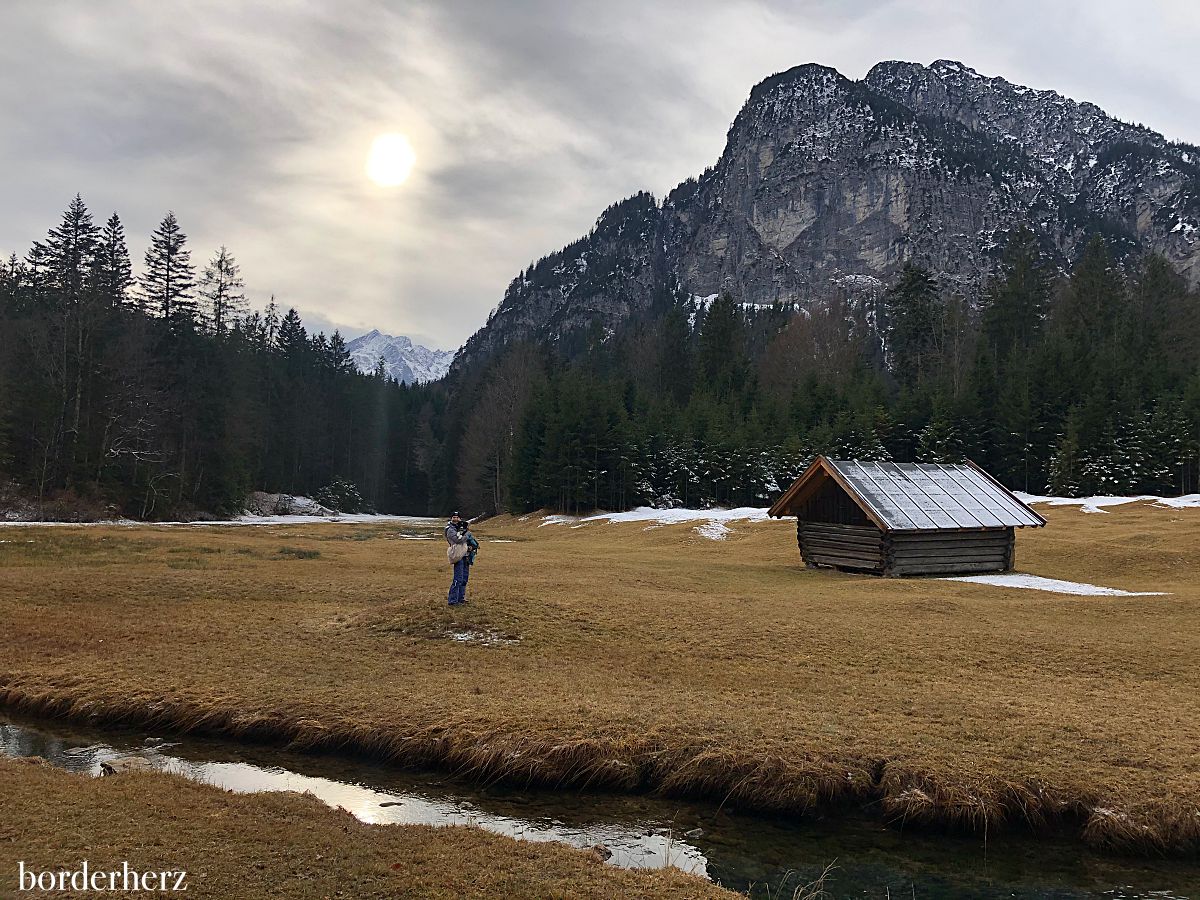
left=585, top=506, right=769, bottom=526
left=1016, top=492, right=1200, bottom=514
left=1156, top=494, right=1200, bottom=509
left=448, top=629, right=519, bottom=646
left=943, top=573, right=1167, bottom=597
left=694, top=521, right=732, bottom=540
left=540, top=506, right=769, bottom=540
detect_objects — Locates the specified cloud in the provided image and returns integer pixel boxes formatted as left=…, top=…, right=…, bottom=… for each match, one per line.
left=2, top=1, right=1197, bottom=349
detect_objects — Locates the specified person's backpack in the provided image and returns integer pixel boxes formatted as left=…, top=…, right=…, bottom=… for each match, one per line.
left=447, top=542, right=469, bottom=564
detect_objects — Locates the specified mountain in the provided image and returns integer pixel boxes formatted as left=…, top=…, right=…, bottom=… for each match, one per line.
left=454, top=59, right=1200, bottom=371
left=344, top=330, right=453, bottom=384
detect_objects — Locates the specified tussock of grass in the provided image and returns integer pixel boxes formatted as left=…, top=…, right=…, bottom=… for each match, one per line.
left=276, top=546, right=321, bottom=559
left=2, top=503, right=1199, bottom=856
left=0, top=757, right=729, bottom=899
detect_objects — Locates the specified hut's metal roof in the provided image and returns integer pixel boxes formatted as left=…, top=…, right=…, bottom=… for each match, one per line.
left=824, top=459, right=1045, bottom=531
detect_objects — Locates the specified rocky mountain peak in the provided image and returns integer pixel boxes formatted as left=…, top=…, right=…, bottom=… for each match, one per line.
left=451, top=58, right=1200, bottom=373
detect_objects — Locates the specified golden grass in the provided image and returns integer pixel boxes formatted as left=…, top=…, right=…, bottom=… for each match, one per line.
left=1, top=503, right=1198, bottom=856
left=0, top=757, right=731, bottom=899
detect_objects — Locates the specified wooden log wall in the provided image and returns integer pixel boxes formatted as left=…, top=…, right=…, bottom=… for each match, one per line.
left=797, top=522, right=1017, bottom=577
left=886, top=527, right=1015, bottom=576
left=798, top=522, right=886, bottom=573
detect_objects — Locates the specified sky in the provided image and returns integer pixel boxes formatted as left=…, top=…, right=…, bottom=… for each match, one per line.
left=3, top=1, right=1198, bottom=350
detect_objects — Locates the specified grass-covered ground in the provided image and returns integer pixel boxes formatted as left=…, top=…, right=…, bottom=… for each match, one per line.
left=1, top=502, right=1198, bottom=855
left=0, top=757, right=730, bottom=899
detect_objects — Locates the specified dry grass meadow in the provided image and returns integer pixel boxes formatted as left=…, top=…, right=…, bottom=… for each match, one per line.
left=1, top=502, right=1198, bottom=856
left=0, top=756, right=730, bottom=899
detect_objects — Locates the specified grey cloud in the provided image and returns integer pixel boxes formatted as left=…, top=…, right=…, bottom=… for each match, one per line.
left=2, top=1, right=1198, bottom=350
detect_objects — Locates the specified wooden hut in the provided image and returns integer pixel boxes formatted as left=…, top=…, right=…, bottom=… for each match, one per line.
left=768, top=457, right=1045, bottom=576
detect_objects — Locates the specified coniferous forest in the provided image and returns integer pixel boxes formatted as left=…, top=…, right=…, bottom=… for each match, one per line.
left=2, top=197, right=1199, bottom=519
left=0, top=197, right=441, bottom=519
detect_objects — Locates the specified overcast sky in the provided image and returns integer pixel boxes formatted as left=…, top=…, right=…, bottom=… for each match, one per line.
left=3, top=1, right=1198, bottom=349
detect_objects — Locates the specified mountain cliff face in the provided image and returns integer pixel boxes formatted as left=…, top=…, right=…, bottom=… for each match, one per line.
left=866, top=59, right=1200, bottom=282
left=459, top=192, right=664, bottom=363
left=454, top=59, right=1200, bottom=371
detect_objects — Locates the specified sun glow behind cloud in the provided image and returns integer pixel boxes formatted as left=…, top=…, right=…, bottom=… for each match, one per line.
left=6, top=1, right=1200, bottom=350
left=366, top=133, right=416, bottom=187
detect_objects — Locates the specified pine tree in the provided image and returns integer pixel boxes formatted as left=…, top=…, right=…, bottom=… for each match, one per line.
left=698, top=293, right=748, bottom=398
left=28, top=196, right=103, bottom=483
left=198, top=245, right=246, bottom=335
left=1047, top=416, right=1085, bottom=496
left=1054, top=236, right=1125, bottom=352
left=140, top=211, right=196, bottom=325
left=916, top=411, right=966, bottom=463
left=95, top=213, right=133, bottom=308
left=37, top=195, right=99, bottom=304
left=276, top=307, right=308, bottom=360
left=884, top=263, right=944, bottom=388
left=327, top=331, right=354, bottom=373
left=263, top=296, right=280, bottom=347
left=981, top=227, right=1049, bottom=363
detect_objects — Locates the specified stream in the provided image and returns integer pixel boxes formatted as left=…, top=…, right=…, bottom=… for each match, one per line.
left=2, top=714, right=1197, bottom=898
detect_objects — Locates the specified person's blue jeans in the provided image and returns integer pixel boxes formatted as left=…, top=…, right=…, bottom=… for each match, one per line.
left=448, top=558, right=469, bottom=605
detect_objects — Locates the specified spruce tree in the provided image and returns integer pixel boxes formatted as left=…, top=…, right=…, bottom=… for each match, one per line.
left=327, top=331, right=354, bottom=373
left=140, top=211, right=196, bottom=325
left=981, top=227, right=1049, bottom=363
left=884, top=263, right=944, bottom=388
left=698, top=293, right=748, bottom=398
left=198, top=245, right=246, bottom=335
left=38, top=195, right=99, bottom=304
left=29, top=196, right=102, bottom=482
left=95, top=213, right=133, bottom=307
left=276, top=307, right=309, bottom=359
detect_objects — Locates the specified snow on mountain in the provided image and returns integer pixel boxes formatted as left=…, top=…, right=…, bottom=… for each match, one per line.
left=344, top=330, right=454, bottom=384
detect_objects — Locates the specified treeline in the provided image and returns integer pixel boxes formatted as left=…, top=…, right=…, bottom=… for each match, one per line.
left=0, top=196, right=440, bottom=519
left=452, top=228, right=1200, bottom=514
left=5, top=197, right=1199, bottom=520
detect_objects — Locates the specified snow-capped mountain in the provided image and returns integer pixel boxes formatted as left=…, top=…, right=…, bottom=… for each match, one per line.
left=344, top=330, right=453, bottom=384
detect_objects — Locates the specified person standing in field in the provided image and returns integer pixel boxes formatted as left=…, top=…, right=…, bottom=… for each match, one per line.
left=445, top=512, right=476, bottom=606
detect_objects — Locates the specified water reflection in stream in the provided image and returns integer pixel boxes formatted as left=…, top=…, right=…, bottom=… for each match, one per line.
left=2, top=715, right=1196, bottom=899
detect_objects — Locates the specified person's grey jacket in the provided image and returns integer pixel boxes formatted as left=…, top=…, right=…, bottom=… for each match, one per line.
left=445, top=523, right=468, bottom=547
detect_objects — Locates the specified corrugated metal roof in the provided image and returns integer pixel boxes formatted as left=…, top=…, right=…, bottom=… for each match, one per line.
left=827, top=460, right=1045, bottom=531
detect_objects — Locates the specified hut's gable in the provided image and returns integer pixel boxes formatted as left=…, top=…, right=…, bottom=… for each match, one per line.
left=769, top=457, right=1045, bottom=577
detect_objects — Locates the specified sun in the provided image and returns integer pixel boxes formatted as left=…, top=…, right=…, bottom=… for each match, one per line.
left=366, top=133, right=416, bottom=187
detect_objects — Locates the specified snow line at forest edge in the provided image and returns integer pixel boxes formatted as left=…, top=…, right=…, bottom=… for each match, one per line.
left=1014, top=492, right=1200, bottom=513
left=2, top=493, right=1195, bottom=530
left=535, top=506, right=770, bottom=541
left=536, top=492, right=1200, bottom=538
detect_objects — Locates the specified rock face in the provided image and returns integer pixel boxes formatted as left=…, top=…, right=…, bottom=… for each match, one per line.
left=866, top=60, right=1200, bottom=284
left=454, top=59, right=1200, bottom=371
left=459, top=192, right=664, bottom=365
left=345, top=330, right=453, bottom=384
